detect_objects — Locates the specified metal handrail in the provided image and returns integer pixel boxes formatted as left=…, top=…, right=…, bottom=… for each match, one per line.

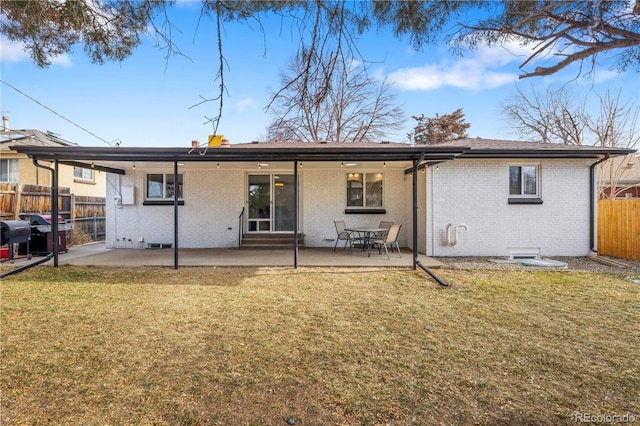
left=238, top=207, right=245, bottom=248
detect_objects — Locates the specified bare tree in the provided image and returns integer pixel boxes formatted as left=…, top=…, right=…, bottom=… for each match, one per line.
left=503, top=86, right=639, bottom=198
left=266, top=51, right=405, bottom=143
left=410, top=109, right=470, bottom=145
left=503, top=85, right=588, bottom=145
left=590, top=91, right=640, bottom=198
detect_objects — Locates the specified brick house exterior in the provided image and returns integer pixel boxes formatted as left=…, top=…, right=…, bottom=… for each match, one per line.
left=13, top=138, right=635, bottom=259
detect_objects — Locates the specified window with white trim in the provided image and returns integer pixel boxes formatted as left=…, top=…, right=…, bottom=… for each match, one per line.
left=509, top=165, right=542, bottom=204
left=346, top=172, right=383, bottom=207
left=146, top=173, right=183, bottom=200
left=0, top=159, right=19, bottom=182
left=74, top=167, right=94, bottom=181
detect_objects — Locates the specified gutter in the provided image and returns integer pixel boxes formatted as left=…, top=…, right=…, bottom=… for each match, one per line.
left=590, top=153, right=610, bottom=253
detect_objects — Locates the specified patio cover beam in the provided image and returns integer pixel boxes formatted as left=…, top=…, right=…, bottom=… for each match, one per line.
left=58, top=160, right=126, bottom=175
left=11, top=145, right=468, bottom=165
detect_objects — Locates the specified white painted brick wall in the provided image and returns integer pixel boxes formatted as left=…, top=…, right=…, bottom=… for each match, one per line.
left=105, top=158, right=594, bottom=257
left=107, top=167, right=409, bottom=249
left=106, top=168, right=244, bottom=248
left=302, top=169, right=409, bottom=247
left=425, top=158, right=593, bottom=257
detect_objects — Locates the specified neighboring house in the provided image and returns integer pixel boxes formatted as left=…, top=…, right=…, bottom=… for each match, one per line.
left=12, top=138, right=635, bottom=260
left=1, top=118, right=106, bottom=198
left=599, top=154, right=640, bottom=199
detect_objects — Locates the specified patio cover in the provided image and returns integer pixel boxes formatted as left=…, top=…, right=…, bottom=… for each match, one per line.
left=11, top=142, right=469, bottom=276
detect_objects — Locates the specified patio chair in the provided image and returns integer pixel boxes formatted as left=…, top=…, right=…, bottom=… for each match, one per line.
left=372, top=223, right=402, bottom=259
left=377, top=221, right=394, bottom=239
left=334, top=220, right=362, bottom=253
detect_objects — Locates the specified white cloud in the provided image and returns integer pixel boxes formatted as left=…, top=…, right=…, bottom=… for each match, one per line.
left=235, top=98, right=255, bottom=112
left=0, top=36, right=71, bottom=67
left=591, top=68, right=625, bottom=84
left=388, top=43, right=534, bottom=91
left=0, top=37, right=29, bottom=62
left=49, top=53, right=72, bottom=67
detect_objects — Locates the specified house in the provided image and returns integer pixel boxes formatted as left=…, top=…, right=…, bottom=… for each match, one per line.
left=599, top=154, right=640, bottom=199
left=11, top=138, right=635, bottom=265
left=1, top=118, right=106, bottom=199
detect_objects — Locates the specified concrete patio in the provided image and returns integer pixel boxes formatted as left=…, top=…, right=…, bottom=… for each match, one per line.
left=1, top=241, right=445, bottom=269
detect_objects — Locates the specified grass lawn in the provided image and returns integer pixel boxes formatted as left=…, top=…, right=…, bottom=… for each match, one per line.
left=1, top=266, right=638, bottom=425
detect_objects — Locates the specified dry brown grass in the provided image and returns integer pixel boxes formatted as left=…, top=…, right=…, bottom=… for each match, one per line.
left=1, top=266, right=638, bottom=425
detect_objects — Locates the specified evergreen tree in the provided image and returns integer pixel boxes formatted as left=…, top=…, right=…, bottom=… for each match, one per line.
left=410, top=109, right=470, bottom=145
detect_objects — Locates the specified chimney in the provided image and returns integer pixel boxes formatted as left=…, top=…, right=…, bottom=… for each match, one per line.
left=221, top=137, right=230, bottom=147
left=191, top=140, right=199, bottom=148
left=2, top=116, right=8, bottom=132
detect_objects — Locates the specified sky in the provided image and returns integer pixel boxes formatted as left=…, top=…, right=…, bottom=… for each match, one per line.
left=1, top=2, right=638, bottom=148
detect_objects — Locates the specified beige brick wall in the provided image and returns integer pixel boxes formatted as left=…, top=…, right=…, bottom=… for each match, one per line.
left=9, top=155, right=105, bottom=197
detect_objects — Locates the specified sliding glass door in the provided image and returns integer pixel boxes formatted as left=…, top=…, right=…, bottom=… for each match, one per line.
left=247, top=174, right=297, bottom=232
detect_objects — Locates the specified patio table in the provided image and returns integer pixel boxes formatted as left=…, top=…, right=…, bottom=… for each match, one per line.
left=344, top=227, right=387, bottom=257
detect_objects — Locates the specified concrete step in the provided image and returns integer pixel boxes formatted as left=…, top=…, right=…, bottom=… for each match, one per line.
left=240, top=233, right=304, bottom=249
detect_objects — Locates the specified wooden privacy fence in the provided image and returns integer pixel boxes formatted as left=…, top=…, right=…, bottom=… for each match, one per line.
left=598, top=199, right=640, bottom=261
left=0, top=183, right=106, bottom=243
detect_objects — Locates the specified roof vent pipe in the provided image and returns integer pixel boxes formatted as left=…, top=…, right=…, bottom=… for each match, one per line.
left=191, top=140, right=199, bottom=148
left=2, top=116, right=8, bottom=132
left=221, top=137, right=230, bottom=147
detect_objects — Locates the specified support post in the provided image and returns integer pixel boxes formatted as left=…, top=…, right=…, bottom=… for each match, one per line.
left=293, top=160, right=299, bottom=269
left=174, top=161, right=179, bottom=270
left=412, top=159, right=418, bottom=271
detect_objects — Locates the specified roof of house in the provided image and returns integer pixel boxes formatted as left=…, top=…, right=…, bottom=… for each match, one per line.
left=0, top=129, right=77, bottom=152
left=601, top=154, right=640, bottom=184
left=436, top=138, right=635, bottom=158
left=9, top=138, right=636, bottom=175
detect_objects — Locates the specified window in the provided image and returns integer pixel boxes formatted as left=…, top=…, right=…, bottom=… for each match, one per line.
left=146, top=173, right=183, bottom=200
left=509, top=165, right=542, bottom=204
left=346, top=172, right=383, bottom=207
left=0, top=159, right=19, bottom=182
left=74, top=167, right=94, bottom=181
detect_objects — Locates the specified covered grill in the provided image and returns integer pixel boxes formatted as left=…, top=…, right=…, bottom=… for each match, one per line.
left=27, top=214, right=72, bottom=255
left=1, top=220, right=31, bottom=261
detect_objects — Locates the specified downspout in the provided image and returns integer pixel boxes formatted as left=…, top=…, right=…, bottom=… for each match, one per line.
left=32, top=157, right=59, bottom=266
left=413, top=157, right=448, bottom=287
left=590, top=153, right=610, bottom=253
left=53, top=160, right=59, bottom=267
